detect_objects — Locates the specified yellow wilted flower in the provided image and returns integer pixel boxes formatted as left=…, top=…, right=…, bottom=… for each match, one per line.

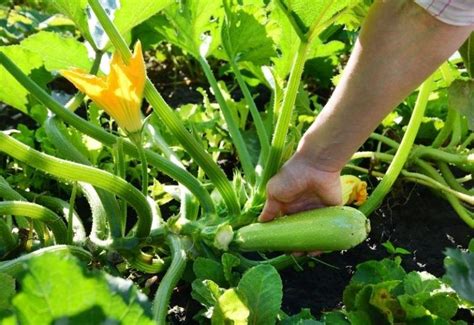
left=341, top=175, right=368, bottom=206
left=60, top=41, right=146, bottom=135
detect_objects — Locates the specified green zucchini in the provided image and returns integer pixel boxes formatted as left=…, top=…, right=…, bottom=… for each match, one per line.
left=232, top=206, right=370, bottom=252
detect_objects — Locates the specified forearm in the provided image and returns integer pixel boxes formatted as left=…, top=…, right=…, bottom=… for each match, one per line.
left=295, top=0, right=473, bottom=172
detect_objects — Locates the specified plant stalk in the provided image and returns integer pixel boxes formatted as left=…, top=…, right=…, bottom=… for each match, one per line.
left=198, top=55, right=256, bottom=183
left=258, top=40, right=311, bottom=195
left=0, top=201, right=67, bottom=244
left=87, top=0, right=239, bottom=215
left=360, top=75, right=435, bottom=215
left=0, top=51, right=215, bottom=215
left=229, top=59, right=270, bottom=162
left=0, top=132, right=152, bottom=239
left=152, top=234, right=187, bottom=324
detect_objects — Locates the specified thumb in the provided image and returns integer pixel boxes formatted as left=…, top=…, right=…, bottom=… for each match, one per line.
left=258, top=198, right=283, bottom=222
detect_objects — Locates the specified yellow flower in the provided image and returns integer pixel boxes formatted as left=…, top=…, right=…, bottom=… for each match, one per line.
left=340, top=175, right=368, bottom=206
left=60, top=41, right=146, bottom=135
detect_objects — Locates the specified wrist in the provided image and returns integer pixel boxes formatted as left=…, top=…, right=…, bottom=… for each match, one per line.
left=293, top=136, right=347, bottom=173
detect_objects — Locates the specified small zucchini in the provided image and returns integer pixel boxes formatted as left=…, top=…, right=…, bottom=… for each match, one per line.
left=232, top=206, right=370, bottom=252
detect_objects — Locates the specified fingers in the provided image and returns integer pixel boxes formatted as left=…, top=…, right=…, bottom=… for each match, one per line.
left=258, top=198, right=283, bottom=222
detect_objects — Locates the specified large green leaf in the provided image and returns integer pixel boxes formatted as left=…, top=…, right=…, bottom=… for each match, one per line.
left=44, top=0, right=173, bottom=48
left=0, top=45, right=43, bottom=113
left=237, top=264, right=283, bottom=325
left=193, top=257, right=226, bottom=286
left=275, top=0, right=355, bottom=38
left=212, top=288, right=249, bottom=324
left=157, top=0, right=223, bottom=58
left=221, top=3, right=276, bottom=65
left=114, top=0, right=174, bottom=43
left=448, top=79, right=474, bottom=131
left=20, top=31, right=92, bottom=71
left=43, top=0, right=91, bottom=44
left=269, top=3, right=345, bottom=80
left=12, top=253, right=153, bottom=324
left=191, top=279, right=223, bottom=309
left=459, top=33, right=473, bottom=78
left=444, top=247, right=474, bottom=303
left=0, top=273, right=15, bottom=311
left=351, top=258, right=406, bottom=285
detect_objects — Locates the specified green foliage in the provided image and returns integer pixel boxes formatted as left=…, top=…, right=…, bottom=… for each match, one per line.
left=20, top=31, right=92, bottom=71
left=381, top=240, right=411, bottom=256
left=154, top=0, right=223, bottom=58
left=0, top=273, right=15, bottom=312
left=448, top=79, right=474, bottom=130
left=459, top=33, right=474, bottom=78
left=275, top=0, right=356, bottom=38
left=212, top=288, right=250, bottom=324
left=2, top=253, right=154, bottom=324
left=279, top=308, right=324, bottom=324
left=444, top=242, right=474, bottom=303
left=237, top=264, right=283, bottom=324
left=44, top=0, right=173, bottom=49
left=221, top=2, right=276, bottom=65
left=192, top=264, right=283, bottom=324
left=0, top=45, right=44, bottom=113
left=342, top=258, right=464, bottom=324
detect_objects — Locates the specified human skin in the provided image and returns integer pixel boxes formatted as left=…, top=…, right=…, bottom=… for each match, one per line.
left=259, top=0, right=474, bottom=223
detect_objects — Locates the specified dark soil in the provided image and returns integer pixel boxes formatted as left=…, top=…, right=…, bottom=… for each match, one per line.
left=280, top=183, right=473, bottom=317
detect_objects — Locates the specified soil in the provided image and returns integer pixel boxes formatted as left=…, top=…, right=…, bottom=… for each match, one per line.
left=280, top=183, right=473, bottom=318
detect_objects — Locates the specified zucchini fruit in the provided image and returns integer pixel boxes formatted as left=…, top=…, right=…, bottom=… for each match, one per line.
left=232, top=206, right=370, bottom=252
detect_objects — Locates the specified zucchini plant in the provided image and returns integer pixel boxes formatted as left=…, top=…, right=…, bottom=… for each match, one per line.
left=0, top=0, right=472, bottom=323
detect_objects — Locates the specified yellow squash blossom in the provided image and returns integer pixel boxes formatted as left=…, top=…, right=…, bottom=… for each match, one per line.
left=60, top=41, right=146, bottom=135
left=341, top=175, right=368, bottom=206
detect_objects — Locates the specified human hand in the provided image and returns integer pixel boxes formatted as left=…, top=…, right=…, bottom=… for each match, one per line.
left=258, top=156, right=342, bottom=223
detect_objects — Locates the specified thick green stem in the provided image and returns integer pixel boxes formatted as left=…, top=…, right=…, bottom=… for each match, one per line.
left=339, top=162, right=473, bottom=208
left=369, top=133, right=400, bottom=149
left=0, top=218, right=16, bottom=251
left=113, top=137, right=128, bottom=232
left=236, top=253, right=306, bottom=271
left=350, top=151, right=395, bottom=163
left=147, top=124, right=200, bottom=220
left=144, top=79, right=239, bottom=214
left=45, top=116, right=122, bottom=239
left=0, top=245, right=92, bottom=276
left=416, top=159, right=474, bottom=228
left=67, top=183, right=78, bottom=245
left=401, top=169, right=474, bottom=205
left=0, top=132, right=152, bottom=239
left=460, top=133, right=474, bottom=150
left=432, top=62, right=461, bottom=148
left=198, top=56, right=256, bottom=183
left=448, top=114, right=463, bottom=147
left=411, top=145, right=473, bottom=167
left=130, top=133, right=149, bottom=196
left=0, top=52, right=215, bottom=215
left=87, top=0, right=238, bottom=215
left=258, top=40, right=311, bottom=195
left=0, top=201, right=67, bottom=244
left=230, top=59, right=270, bottom=162
left=0, top=176, right=29, bottom=228
left=438, top=162, right=471, bottom=195
left=360, top=75, right=435, bottom=215
left=20, top=191, right=86, bottom=243
left=152, top=234, right=187, bottom=324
